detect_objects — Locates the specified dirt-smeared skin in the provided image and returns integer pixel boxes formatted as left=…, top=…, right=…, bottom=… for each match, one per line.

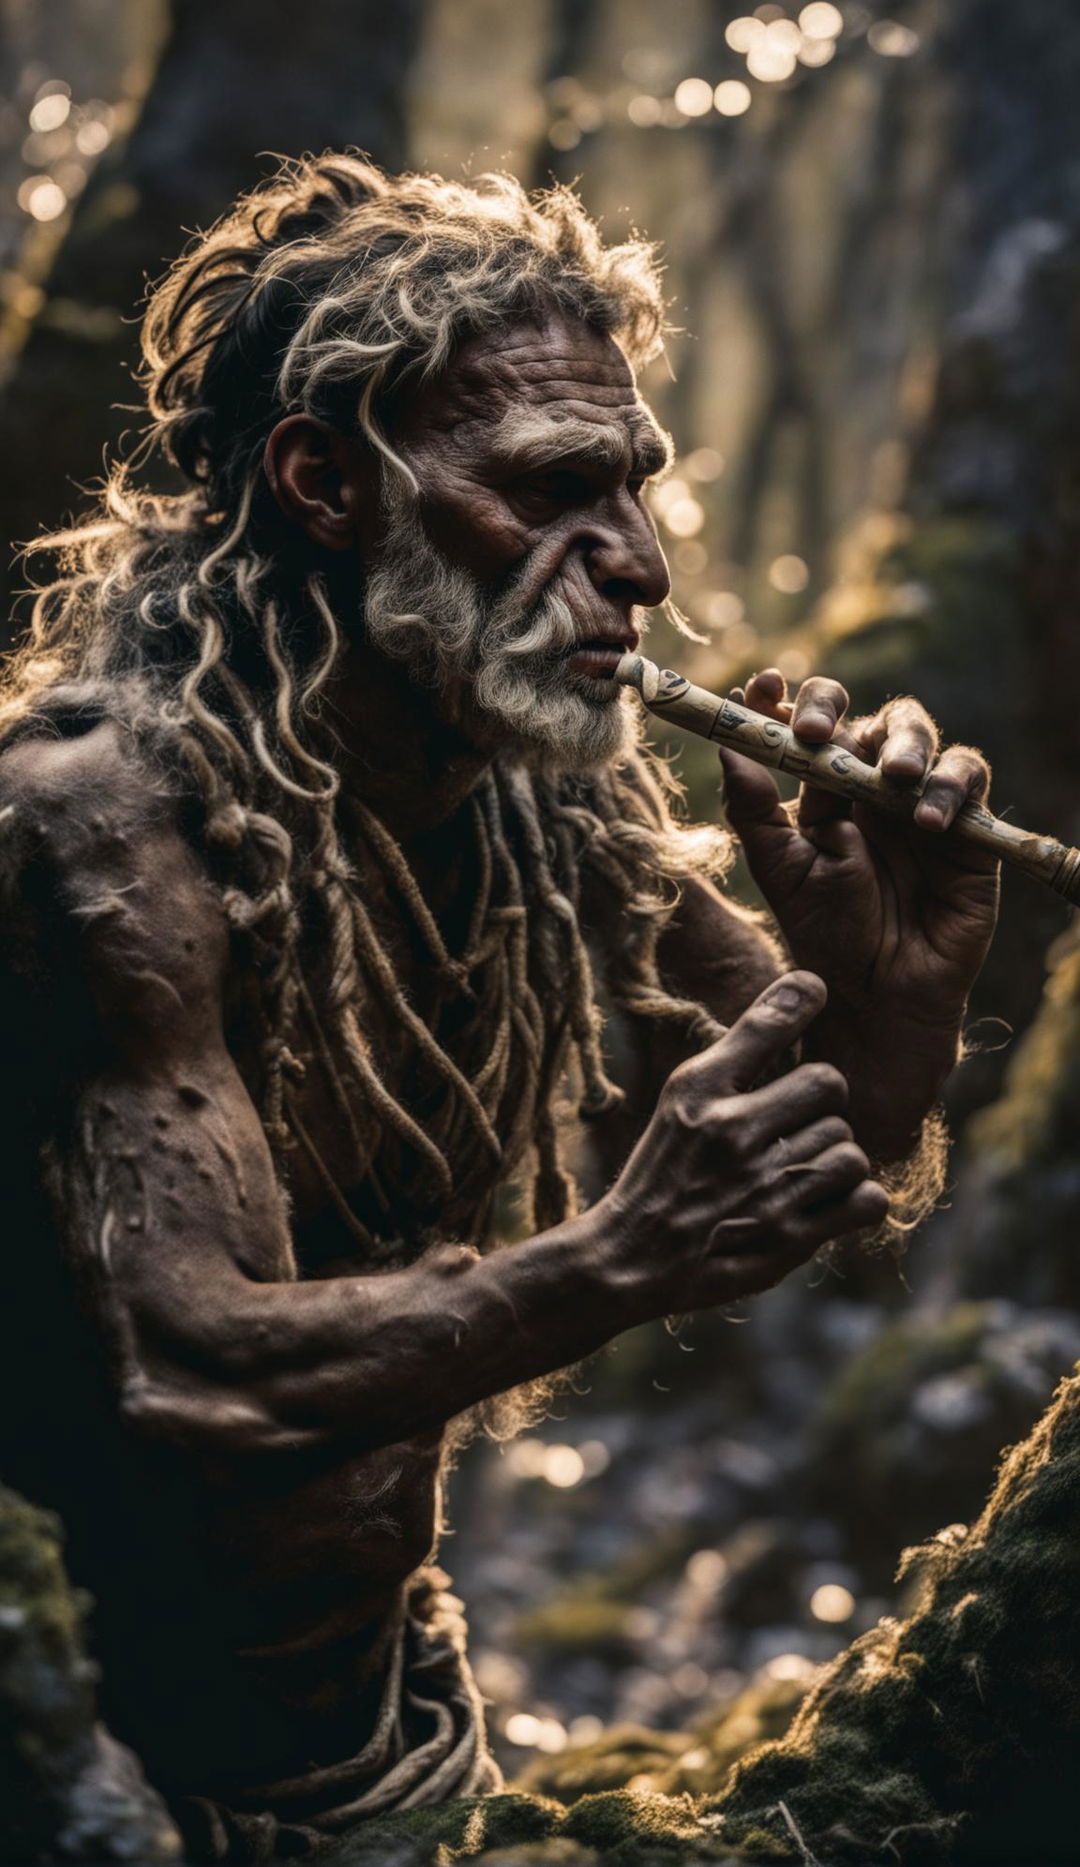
left=0, top=716, right=884, bottom=1802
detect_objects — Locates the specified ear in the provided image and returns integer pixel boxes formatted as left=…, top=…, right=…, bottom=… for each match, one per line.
left=263, top=415, right=380, bottom=553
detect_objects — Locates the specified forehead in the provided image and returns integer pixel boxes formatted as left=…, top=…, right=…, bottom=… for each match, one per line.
left=403, top=314, right=669, bottom=472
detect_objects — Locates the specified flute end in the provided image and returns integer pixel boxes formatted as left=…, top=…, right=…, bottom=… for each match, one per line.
left=1058, top=847, right=1080, bottom=908
left=614, top=653, right=660, bottom=702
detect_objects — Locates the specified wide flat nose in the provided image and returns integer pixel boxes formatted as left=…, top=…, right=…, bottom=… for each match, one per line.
left=585, top=499, right=671, bottom=611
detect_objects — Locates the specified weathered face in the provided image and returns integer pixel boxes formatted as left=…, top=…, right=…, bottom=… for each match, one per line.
left=363, top=313, right=673, bottom=768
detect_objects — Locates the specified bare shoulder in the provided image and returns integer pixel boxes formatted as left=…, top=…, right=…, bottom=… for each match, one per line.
left=0, top=720, right=229, bottom=1053
left=0, top=717, right=175, bottom=850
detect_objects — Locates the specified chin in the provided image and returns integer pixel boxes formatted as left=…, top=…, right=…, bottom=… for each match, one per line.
left=497, top=689, right=634, bottom=775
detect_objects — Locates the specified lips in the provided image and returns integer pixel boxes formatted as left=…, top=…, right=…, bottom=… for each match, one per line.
left=565, top=635, right=639, bottom=678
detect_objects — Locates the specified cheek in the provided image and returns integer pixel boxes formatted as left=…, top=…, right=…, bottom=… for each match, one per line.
left=419, top=480, right=534, bottom=583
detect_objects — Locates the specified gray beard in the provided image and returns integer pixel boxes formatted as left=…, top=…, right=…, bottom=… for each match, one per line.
left=362, top=491, right=637, bottom=773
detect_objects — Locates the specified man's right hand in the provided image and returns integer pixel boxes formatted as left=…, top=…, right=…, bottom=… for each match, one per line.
left=594, top=971, right=889, bottom=1321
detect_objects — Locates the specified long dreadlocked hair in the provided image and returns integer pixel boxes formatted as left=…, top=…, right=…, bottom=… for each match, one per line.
left=4, top=152, right=732, bottom=1265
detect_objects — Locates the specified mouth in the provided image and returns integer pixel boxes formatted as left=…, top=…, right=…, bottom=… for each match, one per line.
left=564, top=634, right=639, bottom=679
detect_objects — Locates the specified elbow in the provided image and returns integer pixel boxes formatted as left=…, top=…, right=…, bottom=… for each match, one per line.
left=118, top=1373, right=314, bottom=1457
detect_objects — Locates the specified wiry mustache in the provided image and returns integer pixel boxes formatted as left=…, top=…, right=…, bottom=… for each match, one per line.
left=489, top=590, right=577, bottom=661
left=362, top=489, right=634, bottom=769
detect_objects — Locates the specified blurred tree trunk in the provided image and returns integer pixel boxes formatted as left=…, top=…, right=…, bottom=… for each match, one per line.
left=0, top=0, right=426, bottom=632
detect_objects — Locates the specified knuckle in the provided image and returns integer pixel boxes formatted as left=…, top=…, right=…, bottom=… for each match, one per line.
left=663, top=1081, right=704, bottom=1132
left=943, top=745, right=991, bottom=788
left=802, top=1061, right=848, bottom=1102
left=720, top=1107, right=753, bottom=1160
left=801, top=674, right=847, bottom=707
left=889, top=694, right=934, bottom=728
left=663, top=1057, right=711, bottom=1116
left=833, top=1141, right=870, bottom=1179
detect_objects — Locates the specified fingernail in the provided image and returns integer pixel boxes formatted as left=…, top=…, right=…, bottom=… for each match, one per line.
left=767, top=980, right=806, bottom=1013
left=917, top=802, right=946, bottom=828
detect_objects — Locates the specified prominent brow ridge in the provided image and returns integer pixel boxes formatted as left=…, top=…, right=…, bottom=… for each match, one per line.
left=488, top=412, right=672, bottom=480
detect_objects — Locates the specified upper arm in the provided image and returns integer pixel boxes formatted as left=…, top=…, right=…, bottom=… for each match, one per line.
left=0, top=726, right=295, bottom=1432
left=654, top=873, right=784, bottom=1023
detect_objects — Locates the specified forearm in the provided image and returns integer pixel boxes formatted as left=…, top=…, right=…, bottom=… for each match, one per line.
left=131, top=1207, right=629, bottom=1456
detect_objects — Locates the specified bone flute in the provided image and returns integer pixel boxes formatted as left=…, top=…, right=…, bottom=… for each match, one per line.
left=614, top=653, right=1080, bottom=907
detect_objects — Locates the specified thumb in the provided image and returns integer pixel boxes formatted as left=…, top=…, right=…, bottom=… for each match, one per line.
left=718, top=747, right=795, bottom=878
left=713, top=971, right=828, bottom=1091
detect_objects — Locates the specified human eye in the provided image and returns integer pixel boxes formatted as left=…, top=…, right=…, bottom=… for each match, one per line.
left=513, top=467, right=595, bottom=510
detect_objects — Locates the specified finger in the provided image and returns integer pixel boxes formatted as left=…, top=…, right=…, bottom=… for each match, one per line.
left=772, top=1139, right=872, bottom=1213
left=717, top=745, right=791, bottom=844
left=791, top=718, right=868, bottom=834
left=787, top=1177, right=890, bottom=1248
left=776, top=1115, right=855, bottom=1163
left=707, top=1178, right=889, bottom=1292
left=867, top=697, right=940, bottom=784
left=789, top=676, right=850, bottom=744
left=739, top=1068, right=850, bottom=1147
left=743, top=668, right=792, bottom=720
left=699, top=971, right=828, bottom=1094
left=914, top=744, right=991, bottom=831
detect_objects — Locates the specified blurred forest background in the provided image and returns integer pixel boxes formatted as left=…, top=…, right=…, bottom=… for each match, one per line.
left=4, top=0, right=1080, bottom=1817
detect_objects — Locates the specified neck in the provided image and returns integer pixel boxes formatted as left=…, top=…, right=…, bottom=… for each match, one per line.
left=324, top=634, right=493, bottom=841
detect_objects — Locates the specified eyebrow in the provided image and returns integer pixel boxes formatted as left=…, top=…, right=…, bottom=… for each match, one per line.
left=487, top=409, right=673, bottom=481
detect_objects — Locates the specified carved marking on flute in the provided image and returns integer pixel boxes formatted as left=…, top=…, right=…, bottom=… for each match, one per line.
left=657, top=669, right=690, bottom=703
left=713, top=701, right=746, bottom=735
left=615, top=652, right=1080, bottom=905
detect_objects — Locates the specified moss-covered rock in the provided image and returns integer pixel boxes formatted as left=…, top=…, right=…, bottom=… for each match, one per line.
left=707, top=1361, right=1080, bottom=1863
left=0, top=1484, right=179, bottom=1862
left=512, top=1529, right=694, bottom=1657
left=809, top=1300, right=1080, bottom=1573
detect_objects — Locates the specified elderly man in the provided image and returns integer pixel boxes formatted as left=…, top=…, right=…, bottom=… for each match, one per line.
left=0, top=155, right=997, bottom=1859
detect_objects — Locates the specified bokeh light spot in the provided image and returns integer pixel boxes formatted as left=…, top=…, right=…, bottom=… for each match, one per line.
left=686, top=446, right=726, bottom=480
left=798, top=2, right=844, bottom=38
left=543, top=1444, right=586, bottom=1488
left=674, top=541, right=708, bottom=575
left=798, top=37, right=838, bottom=67
left=18, top=177, right=66, bottom=221
left=663, top=497, right=706, bottom=538
left=768, top=553, right=810, bottom=593
left=627, top=93, right=663, bottom=127
left=725, top=17, right=766, bottom=53
left=810, top=1582, right=856, bottom=1623
left=685, top=1548, right=728, bottom=1588
left=28, top=92, right=71, bottom=133
left=704, top=591, right=746, bottom=630
left=714, top=79, right=753, bottom=116
left=764, top=1652, right=818, bottom=1682
left=75, top=119, right=111, bottom=156
left=746, top=40, right=798, bottom=83
left=674, top=77, right=715, bottom=118
left=868, top=20, right=920, bottom=56
left=548, top=119, right=581, bottom=151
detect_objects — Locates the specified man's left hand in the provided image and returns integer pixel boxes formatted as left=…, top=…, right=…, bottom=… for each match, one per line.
left=717, top=669, right=1000, bottom=1162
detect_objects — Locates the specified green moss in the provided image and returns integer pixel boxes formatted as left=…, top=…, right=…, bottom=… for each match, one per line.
left=515, top=1724, right=691, bottom=1803
left=820, top=1304, right=990, bottom=1435
left=707, top=1362, right=1080, bottom=1862
left=0, top=1485, right=179, bottom=1861
left=0, top=1487, right=86, bottom=1664
left=513, top=1529, right=693, bottom=1655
